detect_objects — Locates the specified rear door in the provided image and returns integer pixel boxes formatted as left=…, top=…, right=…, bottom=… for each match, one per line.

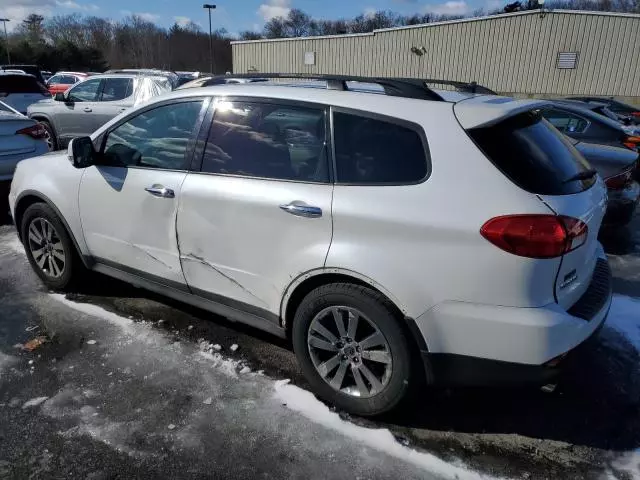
left=177, top=98, right=333, bottom=316
left=467, top=111, right=608, bottom=310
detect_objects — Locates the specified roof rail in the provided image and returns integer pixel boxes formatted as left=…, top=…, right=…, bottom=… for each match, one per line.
left=213, top=73, right=445, bottom=101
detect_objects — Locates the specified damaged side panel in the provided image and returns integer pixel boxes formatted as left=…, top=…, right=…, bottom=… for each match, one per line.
left=175, top=173, right=334, bottom=319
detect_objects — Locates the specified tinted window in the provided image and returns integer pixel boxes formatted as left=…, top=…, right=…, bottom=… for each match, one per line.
left=469, top=111, right=594, bottom=195
left=0, top=75, right=48, bottom=95
left=60, top=75, right=78, bottom=85
left=103, top=101, right=203, bottom=170
left=100, top=78, right=134, bottom=101
left=68, top=79, right=101, bottom=102
left=542, top=108, right=589, bottom=133
left=333, top=112, right=428, bottom=184
left=202, top=101, right=328, bottom=182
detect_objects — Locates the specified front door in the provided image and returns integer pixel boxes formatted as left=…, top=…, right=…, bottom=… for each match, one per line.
left=56, top=78, right=103, bottom=143
left=177, top=99, right=334, bottom=316
left=78, top=98, right=208, bottom=285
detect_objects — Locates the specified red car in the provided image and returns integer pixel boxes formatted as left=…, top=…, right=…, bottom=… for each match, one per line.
left=46, top=72, right=90, bottom=96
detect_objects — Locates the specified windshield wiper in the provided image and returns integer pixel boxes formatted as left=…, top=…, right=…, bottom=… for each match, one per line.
left=563, top=169, right=598, bottom=184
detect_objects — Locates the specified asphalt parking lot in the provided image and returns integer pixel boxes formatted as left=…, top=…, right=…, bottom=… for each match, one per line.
left=1, top=211, right=640, bottom=480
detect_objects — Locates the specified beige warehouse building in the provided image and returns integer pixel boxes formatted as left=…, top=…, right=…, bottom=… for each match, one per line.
left=232, top=10, right=640, bottom=104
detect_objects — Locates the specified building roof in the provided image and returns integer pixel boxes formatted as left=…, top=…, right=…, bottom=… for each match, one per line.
left=231, top=9, right=640, bottom=45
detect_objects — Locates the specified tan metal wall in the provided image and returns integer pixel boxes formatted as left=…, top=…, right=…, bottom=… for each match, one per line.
left=232, top=10, right=640, bottom=100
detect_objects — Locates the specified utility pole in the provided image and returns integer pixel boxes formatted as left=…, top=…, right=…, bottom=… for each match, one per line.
left=203, top=4, right=216, bottom=74
left=0, top=19, right=10, bottom=64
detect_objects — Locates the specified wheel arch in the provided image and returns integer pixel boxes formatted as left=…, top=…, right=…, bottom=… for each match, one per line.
left=281, top=269, right=428, bottom=353
left=14, top=191, right=92, bottom=269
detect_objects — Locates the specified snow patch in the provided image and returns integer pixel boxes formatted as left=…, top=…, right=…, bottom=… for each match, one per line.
left=274, top=381, right=499, bottom=480
left=0, top=236, right=24, bottom=256
left=22, top=396, right=49, bottom=409
left=606, top=295, right=640, bottom=352
left=0, top=351, right=18, bottom=375
left=197, top=351, right=239, bottom=378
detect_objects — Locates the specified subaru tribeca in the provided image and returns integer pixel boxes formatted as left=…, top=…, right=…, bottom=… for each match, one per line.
left=8, top=75, right=612, bottom=416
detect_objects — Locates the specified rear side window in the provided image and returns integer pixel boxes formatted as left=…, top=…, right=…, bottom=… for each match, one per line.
left=0, top=75, right=48, bottom=95
left=333, top=112, right=428, bottom=184
left=469, top=111, right=594, bottom=195
left=202, top=101, right=329, bottom=182
left=100, top=78, right=134, bottom=101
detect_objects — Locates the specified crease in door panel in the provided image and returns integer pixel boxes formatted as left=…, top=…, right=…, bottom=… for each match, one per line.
left=174, top=174, right=192, bottom=289
left=129, top=242, right=174, bottom=271
left=182, top=252, right=268, bottom=307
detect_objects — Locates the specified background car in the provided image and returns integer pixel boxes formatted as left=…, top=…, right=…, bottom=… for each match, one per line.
left=570, top=96, right=640, bottom=125
left=0, top=100, right=49, bottom=214
left=0, top=72, right=51, bottom=115
left=46, top=72, right=91, bottom=96
left=177, top=76, right=268, bottom=89
left=573, top=140, right=639, bottom=226
left=0, top=65, right=46, bottom=84
left=105, top=69, right=180, bottom=89
left=28, top=73, right=173, bottom=149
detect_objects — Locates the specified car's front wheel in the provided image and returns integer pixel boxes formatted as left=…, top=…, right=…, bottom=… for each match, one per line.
left=292, top=283, right=413, bottom=416
left=21, top=203, right=82, bottom=290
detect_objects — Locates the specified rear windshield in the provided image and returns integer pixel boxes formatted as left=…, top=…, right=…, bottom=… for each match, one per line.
left=0, top=75, right=49, bottom=95
left=469, top=111, right=595, bottom=195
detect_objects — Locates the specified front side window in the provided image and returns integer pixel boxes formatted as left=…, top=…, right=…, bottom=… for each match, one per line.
left=102, top=101, right=203, bottom=170
left=68, top=79, right=102, bottom=102
left=542, top=109, right=589, bottom=134
left=333, top=112, right=428, bottom=184
left=100, top=78, right=134, bottom=102
left=202, top=100, right=328, bottom=182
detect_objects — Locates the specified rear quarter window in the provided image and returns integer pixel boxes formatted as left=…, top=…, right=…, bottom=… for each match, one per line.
left=469, top=111, right=594, bottom=195
left=333, top=111, right=428, bottom=184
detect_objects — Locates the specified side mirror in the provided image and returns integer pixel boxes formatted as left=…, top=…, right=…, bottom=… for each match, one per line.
left=67, top=137, right=95, bottom=169
left=54, top=92, right=66, bottom=102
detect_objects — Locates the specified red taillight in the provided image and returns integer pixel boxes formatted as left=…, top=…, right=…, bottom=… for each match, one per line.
left=16, top=124, right=47, bottom=140
left=631, top=112, right=640, bottom=118
left=605, top=168, right=633, bottom=190
left=480, top=215, right=588, bottom=259
left=623, top=135, right=640, bottom=150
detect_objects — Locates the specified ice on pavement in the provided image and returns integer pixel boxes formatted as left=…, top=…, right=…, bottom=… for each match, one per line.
left=606, top=295, right=640, bottom=352
left=275, top=380, right=497, bottom=480
left=46, top=293, right=490, bottom=479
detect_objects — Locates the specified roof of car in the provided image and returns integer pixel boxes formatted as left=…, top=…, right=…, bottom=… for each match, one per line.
left=145, top=82, right=547, bottom=129
left=55, top=71, right=88, bottom=76
left=0, top=72, right=35, bottom=77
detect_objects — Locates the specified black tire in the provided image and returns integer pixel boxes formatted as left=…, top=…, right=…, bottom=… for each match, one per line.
left=292, top=283, right=413, bottom=416
left=40, top=120, right=57, bottom=151
left=20, top=202, right=84, bottom=290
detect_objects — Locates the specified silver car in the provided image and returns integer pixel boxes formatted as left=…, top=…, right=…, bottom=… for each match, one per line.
left=27, top=74, right=173, bottom=149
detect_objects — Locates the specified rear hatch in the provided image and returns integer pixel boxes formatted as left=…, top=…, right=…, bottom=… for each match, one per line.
left=0, top=75, right=50, bottom=114
left=461, top=103, right=608, bottom=311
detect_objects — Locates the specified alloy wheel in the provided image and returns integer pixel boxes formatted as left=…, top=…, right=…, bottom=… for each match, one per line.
left=27, top=218, right=66, bottom=278
left=307, top=306, right=393, bottom=398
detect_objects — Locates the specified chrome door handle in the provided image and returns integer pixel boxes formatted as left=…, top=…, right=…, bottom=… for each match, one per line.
left=83, top=107, right=92, bottom=112
left=279, top=202, right=322, bottom=218
left=145, top=185, right=175, bottom=198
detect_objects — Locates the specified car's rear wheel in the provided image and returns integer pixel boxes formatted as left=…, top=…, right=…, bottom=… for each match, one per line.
left=292, top=283, right=413, bottom=416
left=21, top=203, right=83, bottom=290
left=39, top=121, right=56, bottom=151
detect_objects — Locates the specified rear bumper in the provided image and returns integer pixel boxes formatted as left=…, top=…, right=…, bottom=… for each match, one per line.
left=415, top=254, right=612, bottom=386
left=604, top=182, right=639, bottom=226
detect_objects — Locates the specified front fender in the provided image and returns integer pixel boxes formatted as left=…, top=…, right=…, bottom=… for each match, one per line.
left=11, top=154, right=89, bottom=264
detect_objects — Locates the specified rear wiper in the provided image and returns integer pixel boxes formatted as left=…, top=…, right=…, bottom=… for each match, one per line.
left=563, top=169, right=598, bottom=184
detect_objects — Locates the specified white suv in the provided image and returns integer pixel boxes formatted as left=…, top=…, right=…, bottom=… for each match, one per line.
left=8, top=76, right=612, bottom=416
